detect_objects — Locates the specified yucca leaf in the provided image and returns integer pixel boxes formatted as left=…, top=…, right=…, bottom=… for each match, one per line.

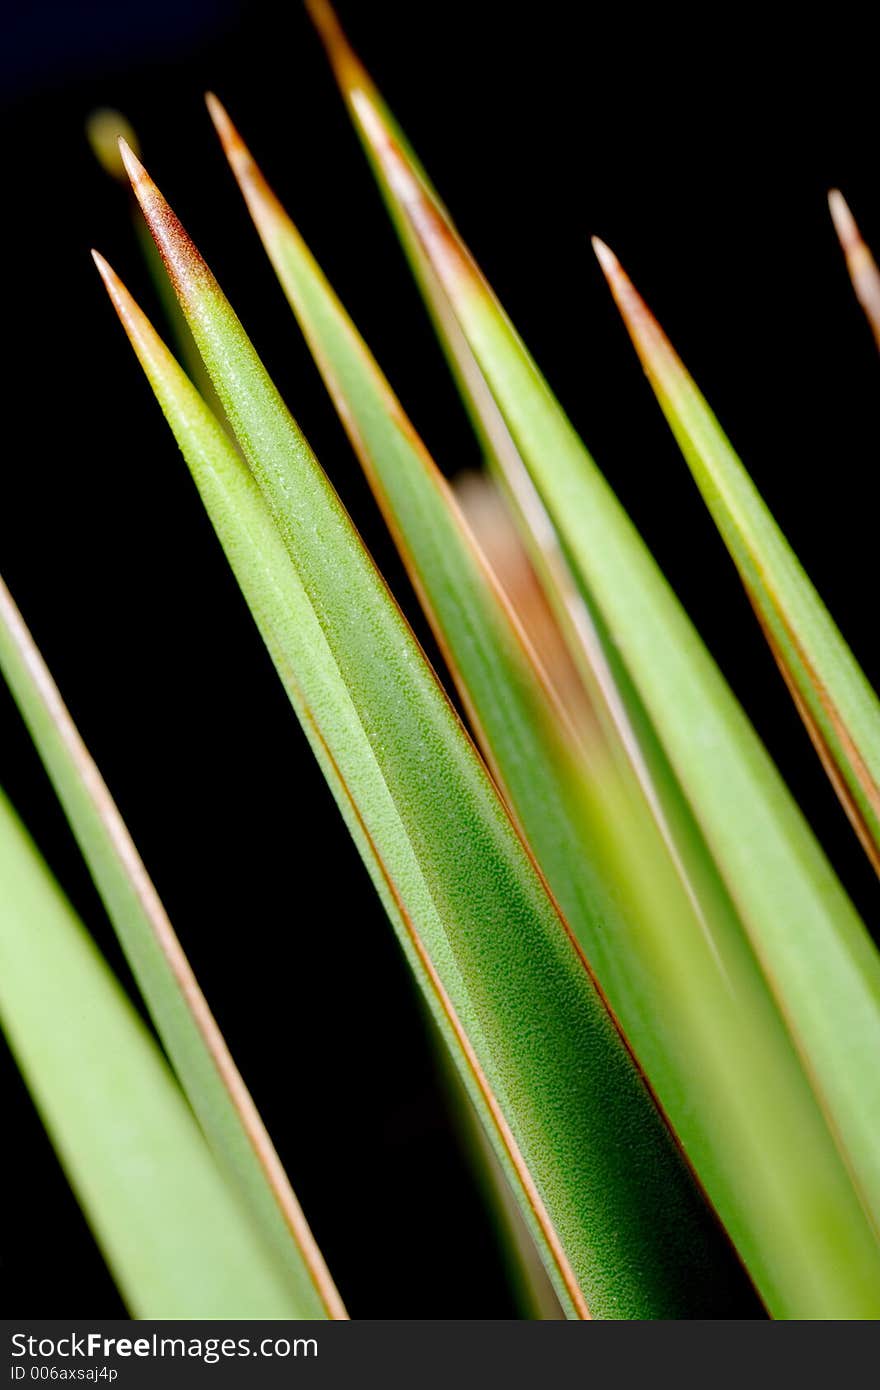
left=201, top=93, right=880, bottom=1316
left=0, top=787, right=305, bottom=1318
left=87, top=108, right=225, bottom=416
left=595, top=238, right=880, bottom=876
left=202, top=92, right=621, bottom=1026
left=98, top=245, right=569, bottom=1321
left=306, top=7, right=611, bottom=879
left=305, top=1, right=565, bottom=599
left=308, top=9, right=880, bottom=1277
left=0, top=576, right=342, bottom=1319
left=167, top=88, right=558, bottom=1312
left=829, top=190, right=880, bottom=351
left=101, top=151, right=756, bottom=1322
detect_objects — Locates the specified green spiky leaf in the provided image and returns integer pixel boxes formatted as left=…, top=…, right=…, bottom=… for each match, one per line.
left=307, top=1, right=880, bottom=1316
left=96, top=143, right=762, bottom=1320
left=595, top=237, right=880, bottom=876
left=0, top=786, right=308, bottom=1318
left=0, top=577, right=341, bottom=1320
left=202, top=92, right=880, bottom=1320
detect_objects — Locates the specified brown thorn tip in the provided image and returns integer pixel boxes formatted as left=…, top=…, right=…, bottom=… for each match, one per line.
left=205, top=91, right=224, bottom=125
left=592, top=236, right=621, bottom=279
left=304, top=0, right=360, bottom=82
left=118, top=136, right=144, bottom=182
left=304, top=0, right=338, bottom=40
left=90, top=251, right=126, bottom=302
left=91, top=248, right=120, bottom=288
left=828, top=188, right=861, bottom=255
left=205, top=92, right=253, bottom=177
left=205, top=91, right=235, bottom=146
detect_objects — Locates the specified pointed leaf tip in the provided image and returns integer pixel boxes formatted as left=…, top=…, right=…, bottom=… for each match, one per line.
left=304, top=0, right=372, bottom=103
left=593, top=238, right=655, bottom=329
left=828, top=189, right=860, bottom=255
left=91, top=250, right=126, bottom=301
left=92, top=252, right=138, bottom=334
left=117, top=136, right=142, bottom=183
left=117, top=139, right=169, bottom=226
left=117, top=142, right=215, bottom=309
left=593, top=241, right=670, bottom=377
left=205, top=93, right=258, bottom=186
left=118, top=138, right=170, bottom=231
left=92, top=251, right=143, bottom=337
left=303, top=0, right=337, bottom=34
left=205, top=90, right=226, bottom=129
left=599, top=237, right=880, bottom=879
left=92, top=249, right=132, bottom=324
left=204, top=91, right=230, bottom=139
left=304, top=0, right=356, bottom=73
left=591, top=236, right=619, bottom=277
left=828, top=187, right=880, bottom=350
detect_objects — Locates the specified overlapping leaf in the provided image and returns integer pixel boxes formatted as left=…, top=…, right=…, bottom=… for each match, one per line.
left=202, top=93, right=880, bottom=1317
left=87, top=107, right=223, bottom=414
left=594, top=238, right=880, bottom=875
left=306, top=0, right=880, bottom=1309
left=94, top=144, right=761, bottom=1320
left=0, top=787, right=302, bottom=1318
left=0, top=577, right=341, bottom=1319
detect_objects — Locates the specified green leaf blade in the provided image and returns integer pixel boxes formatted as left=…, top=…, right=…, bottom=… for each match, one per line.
left=204, top=93, right=618, bottom=1020
left=0, top=787, right=305, bottom=1319
left=306, top=14, right=880, bottom=1313
left=0, top=561, right=341, bottom=1320
left=106, top=156, right=759, bottom=1318
left=595, top=236, right=880, bottom=877
left=201, top=93, right=880, bottom=1319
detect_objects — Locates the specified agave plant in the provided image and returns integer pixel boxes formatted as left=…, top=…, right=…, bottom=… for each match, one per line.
left=3, top=0, right=880, bottom=1320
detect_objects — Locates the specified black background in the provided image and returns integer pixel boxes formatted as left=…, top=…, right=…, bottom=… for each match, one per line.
left=2, top=1, right=879, bottom=1318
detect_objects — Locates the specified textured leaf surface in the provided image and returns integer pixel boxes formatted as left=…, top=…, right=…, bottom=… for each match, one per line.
left=203, top=92, right=880, bottom=1319
left=101, top=154, right=757, bottom=1320
left=0, top=787, right=303, bottom=1318
left=203, top=92, right=628, bottom=1060
left=596, top=238, right=880, bottom=875
left=0, top=576, right=341, bottom=1319
left=307, top=2, right=880, bottom=1314
left=87, top=107, right=224, bottom=414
